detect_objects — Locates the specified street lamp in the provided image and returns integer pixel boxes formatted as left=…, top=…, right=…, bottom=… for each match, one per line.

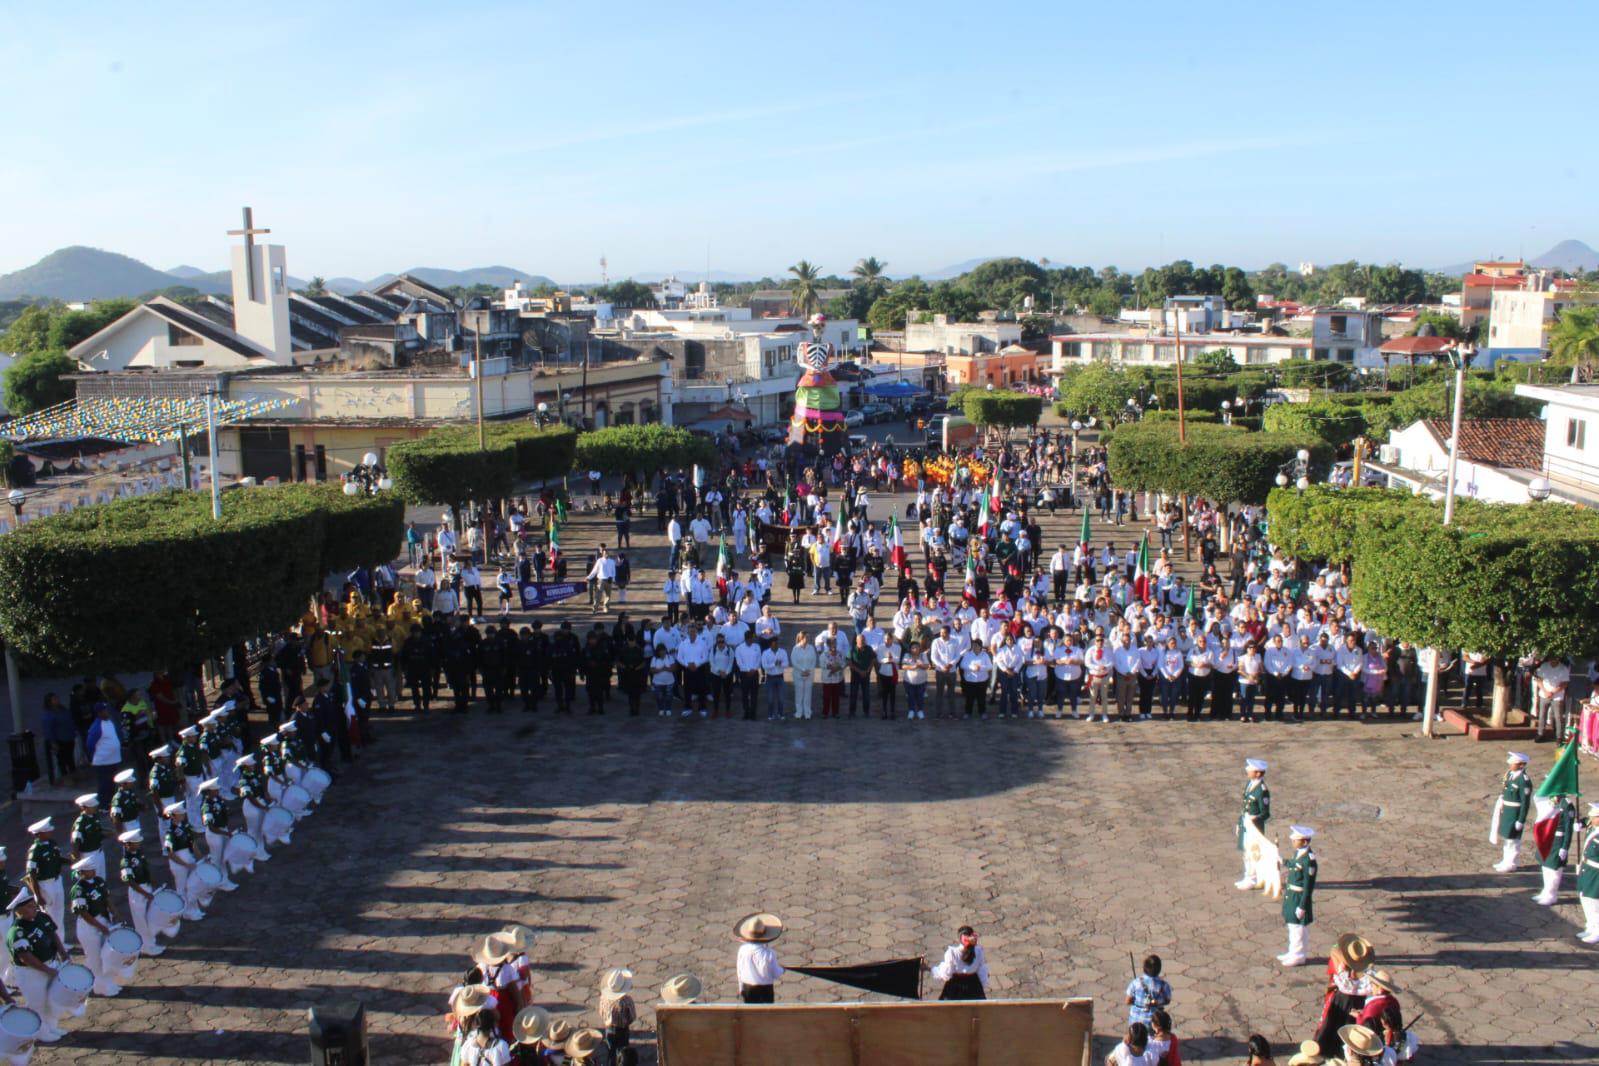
left=1528, top=476, right=1553, bottom=501
left=344, top=452, right=390, bottom=496
left=1220, top=399, right=1232, bottom=425
left=6, top=489, right=23, bottom=521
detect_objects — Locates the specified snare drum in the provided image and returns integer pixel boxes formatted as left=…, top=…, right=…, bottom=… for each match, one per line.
left=222, top=832, right=258, bottom=876
left=302, top=766, right=332, bottom=804
left=280, top=784, right=313, bottom=819
left=192, top=861, right=224, bottom=906
left=47, top=961, right=93, bottom=1016
left=0, top=1004, right=40, bottom=1058
left=149, top=887, right=185, bottom=937
left=101, top=926, right=143, bottom=982
left=262, top=805, right=295, bottom=846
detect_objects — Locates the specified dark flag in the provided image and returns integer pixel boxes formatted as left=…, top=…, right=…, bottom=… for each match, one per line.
left=787, top=958, right=923, bottom=1000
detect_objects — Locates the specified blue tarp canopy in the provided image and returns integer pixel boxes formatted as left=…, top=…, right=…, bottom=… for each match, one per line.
left=864, top=380, right=926, bottom=398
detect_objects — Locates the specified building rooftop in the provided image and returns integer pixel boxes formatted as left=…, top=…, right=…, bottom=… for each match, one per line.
left=1421, top=417, right=1545, bottom=469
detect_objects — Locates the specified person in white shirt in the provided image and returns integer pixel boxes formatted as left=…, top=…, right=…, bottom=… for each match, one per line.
left=754, top=606, right=782, bottom=644
left=959, top=646, right=993, bottom=719
left=818, top=637, right=846, bottom=718
left=874, top=637, right=902, bottom=719
left=1106, top=1023, right=1159, bottom=1066
left=460, top=563, right=484, bottom=618
left=992, top=634, right=1025, bottom=719
left=733, top=912, right=785, bottom=1003
left=650, top=646, right=677, bottom=718
left=709, top=633, right=735, bottom=718
left=1112, top=640, right=1141, bottom=723
left=1334, top=633, right=1365, bottom=716
left=760, top=640, right=789, bottom=721
left=586, top=549, right=618, bottom=614
left=1533, top=657, right=1571, bottom=739
left=930, top=626, right=961, bottom=719
left=733, top=633, right=764, bottom=721
left=789, top=633, right=817, bottom=720
left=1238, top=641, right=1265, bottom=722
left=930, top=925, right=990, bottom=1000
left=689, top=515, right=712, bottom=548
left=860, top=616, right=886, bottom=653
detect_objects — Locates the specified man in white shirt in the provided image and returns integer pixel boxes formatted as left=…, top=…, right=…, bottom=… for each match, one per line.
left=760, top=640, right=790, bottom=721
left=930, top=626, right=960, bottom=719
left=585, top=548, right=618, bottom=614
left=675, top=623, right=711, bottom=716
left=1334, top=634, right=1364, bottom=716
left=733, top=913, right=785, bottom=1003
left=689, top=514, right=712, bottom=546
left=1533, top=657, right=1571, bottom=739
left=733, top=633, right=764, bottom=721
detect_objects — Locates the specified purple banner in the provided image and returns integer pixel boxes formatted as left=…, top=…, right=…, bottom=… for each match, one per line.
left=518, top=581, right=587, bottom=610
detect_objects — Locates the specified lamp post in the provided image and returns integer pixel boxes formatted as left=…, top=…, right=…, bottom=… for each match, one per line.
left=1528, top=476, right=1553, bottom=501
left=1220, top=399, right=1232, bottom=425
left=1422, top=342, right=1473, bottom=738
left=6, top=489, right=23, bottom=523
left=343, top=451, right=392, bottom=496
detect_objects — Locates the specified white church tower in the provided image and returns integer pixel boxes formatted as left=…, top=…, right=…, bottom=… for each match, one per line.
left=228, top=207, right=292, bottom=358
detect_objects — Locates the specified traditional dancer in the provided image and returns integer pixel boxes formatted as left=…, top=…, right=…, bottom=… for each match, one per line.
left=931, top=925, right=989, bottom=1000
left=733, top=912, right=785, bottom=1003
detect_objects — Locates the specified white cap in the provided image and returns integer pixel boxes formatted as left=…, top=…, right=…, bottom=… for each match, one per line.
left=0, top=847, right=8, bottom=862
left=1508, top=751, right=1529, bottom=764
left=26, top=818, right=53, bottom=834
left=261, top=734, right=281, bottom=747
left=71, top=857, right=97, bottom=873
left=1290, top=825, right=1315, bottom=839
left=216, top=700, right=237, bottom=713
left=113, top=769, right=136, bottom=784
left=1588, top=802, right=1599, bottom=818
left=7, top=888, right=34, bottom=911
left=199, top=778, right=221, bottom=792
left=74, top=793, right=100, bottom=808
left=117, top=830, right=143, bottom=846
left=235, top=754, right=255, bottom=768
left=279, top=722, right=298, bottom=734
left=163, top=802, right=187, bottom=818
left=179, top=727, right=198, bottom=739
left=149, top=744, right=173, bottom=759
left=1246, top=758, right=1268, bottom=772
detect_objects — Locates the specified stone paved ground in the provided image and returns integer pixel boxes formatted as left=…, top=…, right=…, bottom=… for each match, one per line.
left=25, top=485, right=1599, bottom=1064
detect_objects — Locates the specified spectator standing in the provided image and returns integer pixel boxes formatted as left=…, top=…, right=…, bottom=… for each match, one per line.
left=86, top=702, right=123, bottom=807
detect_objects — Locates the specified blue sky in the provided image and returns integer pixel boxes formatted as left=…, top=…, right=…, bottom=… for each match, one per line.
left=2, top=0, right=1594, bottom=282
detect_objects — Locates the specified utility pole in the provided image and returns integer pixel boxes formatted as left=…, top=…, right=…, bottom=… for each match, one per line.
left=474, top=330, right=487, bottom=451
left=1173, top=316, right=1191, bottom=561
left=205, top=391, right=222, bottom=520
left=1421, top=343, right=1470, bottom=739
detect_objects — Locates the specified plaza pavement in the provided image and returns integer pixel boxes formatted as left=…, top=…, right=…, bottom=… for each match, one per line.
left=20, top=486, right=1599, bottom=1064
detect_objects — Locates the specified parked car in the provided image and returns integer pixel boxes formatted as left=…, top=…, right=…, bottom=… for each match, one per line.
left=844, top=409, right=866, bottom=428
left=859, top=402, right=893, bottom=424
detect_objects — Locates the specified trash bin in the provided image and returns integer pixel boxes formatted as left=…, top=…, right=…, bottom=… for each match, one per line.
left=308, top=1002, right=367, bottom=1066
left=8, top=732, right=38, bottom=796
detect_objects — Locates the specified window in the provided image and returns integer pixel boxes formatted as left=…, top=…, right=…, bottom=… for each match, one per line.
left=1329, top=314, right=1347, bottom=334
left=168, top=324, right=202, bottom=347
left=272, top=266, right=285, bottom=294
left=1336, top=348, right=1354, bottom=364
left=1313, top=348, right=1329, bottom=361
left=1567, top=418, right=1586, bottom=450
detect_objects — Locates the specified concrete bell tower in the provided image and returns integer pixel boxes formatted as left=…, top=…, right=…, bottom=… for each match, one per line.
left=228, top=207, right=292, bottom=359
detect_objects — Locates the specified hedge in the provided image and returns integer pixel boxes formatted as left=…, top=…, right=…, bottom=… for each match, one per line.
left=287, top=484, right=407, bottom=573
left=573, top=424, right=717, bottom=481
left=1106, top=422, right=1333, bottom=505
left=963, top=390, right=1044, bottom=429
left=1142, top=410, right=1219, bottom=425
left=494, top=423, right=577, bottom=483
left=1262, top=400, right=1368, bottom=449
left=387, top=422, right=577, bottom=505
left=0, top=486, right=379, bottom=674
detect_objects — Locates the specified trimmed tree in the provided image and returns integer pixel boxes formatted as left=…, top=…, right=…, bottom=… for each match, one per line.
left=3, top=349, right=77, bottom=415
left=1107, top=422, right=1333, bottom=507
left=1262, top=400, right=1368, bottom=449
left=573, top=424, right=718, bottom=489
left=387, top=428, right=517, bottom=508
left=962, top=390, right=1044, bottom=436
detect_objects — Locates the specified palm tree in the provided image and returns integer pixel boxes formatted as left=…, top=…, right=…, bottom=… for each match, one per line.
left=852, top=256, right=887, bottom=288
left=1548, top=305, right=1599, bottom=382
left=303, top=276, right=327, bottom=296
left=788, top=260, right=822, bottom=317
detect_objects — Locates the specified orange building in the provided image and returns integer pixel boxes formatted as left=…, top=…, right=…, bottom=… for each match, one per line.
left=943, top=345, right=1048, bottom=389
left=1460, top=260, right=1528, bottom=331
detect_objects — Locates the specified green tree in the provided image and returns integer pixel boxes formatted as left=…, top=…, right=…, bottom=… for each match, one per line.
left=303, top=276, right=328, bottom=296
left=824, top=287, right=874, bottom=322
left=962, top=390, right=1044, bottom=437
left=866, top=278, right=930, bottom=331
left=1409, top=310, right=1465, bottom=340
left=961, top=258, right=1047, bottom=310
left=598, top=279, right=655, bottom=310
left=1087, top=288, right=1123, bottom=317
left=573, top=424, right=717, bottom=490
left=0, top=305, right=56, bottom=354
left=787, top=260, right=822, bottom=317
left=1221, top=267, right=1255, bottom=311
left=851, top=256, right=888, bottom=295
left=45, top=299, right=136, bottom=351
left=1194, top=349, right=1239, bottom=375
left=3, top=349, right=77, bottom=414
left=1107, top=422, right=1332, bottom=508
left=1058, top=365, right=1137, bottom=421
left=929, top=282, right=981, bottom=322
left=1262, top=399, right=1368, bottom=449
left=1547, top=305, right=1599, bottom=379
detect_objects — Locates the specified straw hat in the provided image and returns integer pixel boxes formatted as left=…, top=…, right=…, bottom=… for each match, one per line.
left=542, top=1019, right=573, bottom=1048
left=1332, top=933, right=1375, bottom=973
left=565, top=1028, right=606, bottom=1061
left=661, top=973, right=703, bottom=1005
left=501, top=924, right=536, bottom=955
left=478, top=932, right=517, bottom=965
left=512, top=1005, right=551, bottom=1045
left=453, top=985, right=492, bottom=1021
left=600, top=967, right=634, bottom=996
left=1338, top=1024, right=1384, bottom=1058
left=733, top=912, right=784, bottom=943
left=1366, top=968, right=1401, bottom=995
left=1286, top=1040, right=1325, bottom=1066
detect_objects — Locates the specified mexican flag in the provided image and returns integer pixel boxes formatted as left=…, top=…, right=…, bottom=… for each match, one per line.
left=716, top=534, right=733, bottom=577
left=1533, top=739, right=1581, bottom=860
left=548, top=518, right=562, bottom=563
left=1133, top=532, right=1151, bottom=604
left=977, top=488, right=992, bottom=538
left=888, top=516, right=907, bottom=571
left=964, top=545, right=978, bottom=587
left=1078, top=506, right=1092, bottom=553
left=1185, top=586, right=1197, bottom=618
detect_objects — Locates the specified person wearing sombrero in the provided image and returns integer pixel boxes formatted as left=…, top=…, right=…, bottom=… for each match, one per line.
left=1354, top=969, right=1411, bottom=1062
left=734, top=912, right=785, bottom=1003
left=1234, top=759, right=1271, bottom=889
left=1314, top=933, right=1375, bottom=1058
left=1286, top=1039, right=1325, bottom=1066
left=538, top=1018, right=574, bottom=1063
left=1490, top=751, right=1532, bottom=872
left=502, top=925, right=537, bottom=1010
left=510, top=1005, right=551, bottom=1065
left=565, top=1027, right=610, bottom=1065
left=1335, top=1023, right=1393, bottom=1066
left=597, top=967, right=636, bottom=1057
left=660, top=973, right=703, bottom=1006
left=479, top=933, right=523, bottom=1042
left=1278, top=825, right=1317, bottom=967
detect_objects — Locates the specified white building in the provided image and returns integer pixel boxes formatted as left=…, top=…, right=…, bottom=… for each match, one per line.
left=1051, top=332, right=1312, bottom=369
left=902, top=314, right=1022, bottom=355
left=1370, top=417, right=1549, bottom=504
left=1513, top=383, right=1599, bottom=503
left=1487, top=284, right=1576, bottom=362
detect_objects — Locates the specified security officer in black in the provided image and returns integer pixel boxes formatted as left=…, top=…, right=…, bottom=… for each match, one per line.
left=401, top=623, right=433, bottom=712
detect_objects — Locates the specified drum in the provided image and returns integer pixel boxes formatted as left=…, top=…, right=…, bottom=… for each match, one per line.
left=280, top=784, right=313, bottom=819
left=302, top=766, right=332, bottom=804
left=101, top=926, right=143, bottom=982
left=262, top=806, right=295, bottom=847
left=149, top=887, right=185, bottom=936
left=266, top=777, right=284, bottom=803
left=222, top=832, right=258, bottom=876
left=47, top=962, right=94, bottom=1016
left=192, top=862, right=224, bottom=906
left=286, top=762, right=306, bottom=787
left=0, top=1005, right=39, bottom=1059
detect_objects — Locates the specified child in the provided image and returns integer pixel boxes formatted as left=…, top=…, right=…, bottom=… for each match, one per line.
left=497, top=568, right=515, bottom=618
left=597, top=967, right=637, bottom=1059
left=1107, top=1023, right=1156, bottom=1066
left=1148, top=1009, right=1181, bottom=1066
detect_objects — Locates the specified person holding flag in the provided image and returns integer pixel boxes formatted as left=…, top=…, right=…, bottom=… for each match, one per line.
left=888, top=516, right=908, bottom=573
left=1531, top=738, right=1581, bottom=905
left=1076, top=506, right=1093, bottom=585
left=1132, top=532, right=1151, bottom=604
left=1491, top=751, right=1534, bottom=872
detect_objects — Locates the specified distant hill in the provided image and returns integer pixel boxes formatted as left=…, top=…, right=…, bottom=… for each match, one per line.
left=1531, top=239, right=1599, bottom=272
left=0, top=246, right=231, bottom=301
left=625, top=270, right=760, bottom=285
left=165, top=264, right=209, bottom=279
left=369, top=266, right=554, bottom=291
left=324, top=277, right=367, bottom=296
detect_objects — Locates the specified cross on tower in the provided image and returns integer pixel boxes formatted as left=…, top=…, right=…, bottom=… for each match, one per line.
left=226, top=206, right=271, bottom=302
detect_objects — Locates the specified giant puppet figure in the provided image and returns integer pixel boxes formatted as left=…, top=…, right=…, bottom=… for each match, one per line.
left=789, top=314, right=847, bottom=454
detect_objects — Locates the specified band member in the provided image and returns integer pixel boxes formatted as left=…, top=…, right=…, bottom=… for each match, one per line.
left=23, top=817, right=68, bottom=951
left=162, top=802, right=207, bottom=921
left=118, top=829, right=163, bottom=957
left=69, top=856, right=122, bottom=996
left=1534, top=792, right=1578, bottom=906
left=734, top=912, right=785, bottom=1003
left=69, top=793, right=107, bottom=881
left=6, top=888, right=69, bottom=1043
left=1581, top=803, right=1599, bottom=944
left=198, top=778, right=241, bottom=890
left=1235, top=759, right=1271, bottom=889
left=1279, top=826, right=1317, bottom=967
left=1491, top=751, right=1532, bottom=872
left=931, top=925, right=989, bottom=1000
left=235, top=754, right=273, bottom=862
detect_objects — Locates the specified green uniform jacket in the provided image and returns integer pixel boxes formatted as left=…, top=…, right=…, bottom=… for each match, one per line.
left=1578, top=831, right=1599, bottom=900
left=71, top=812, right=104, bottom=854
left=1541, top=800, right=1577, bottom=871
left=25, top=838, right=63, bottom=881
left=148, top=762, right=179, bottom=801
left=69, top=875, right=112, bottom=919
left=164, top=821, right=196, bottom=856
left=1237, top=779, right=1270, bottom=851
left=1281, top=847, right=1317, bottom=925
left=119, top=849, right=151, bottom=888
left=1497, top=770, right=1531, bottom=840
left=200, top=794, right=229, bottom=833
left=110, top=786, right=142, bottom=825
left=175, top=741, right=205, bottom=778
left=7, top=915, right=57, bottom=965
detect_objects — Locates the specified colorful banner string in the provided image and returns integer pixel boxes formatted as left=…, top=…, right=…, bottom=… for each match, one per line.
left=2, top=395, right=293, bottom=444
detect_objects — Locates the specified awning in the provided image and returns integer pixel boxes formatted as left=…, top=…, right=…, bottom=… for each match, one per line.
left=864, top=380, right=926, bottom=398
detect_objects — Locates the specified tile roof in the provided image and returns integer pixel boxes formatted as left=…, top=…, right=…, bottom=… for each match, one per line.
left=1380, top=335, right=1457, bottom=354
left=1422, top=417, right=1544, bottom=469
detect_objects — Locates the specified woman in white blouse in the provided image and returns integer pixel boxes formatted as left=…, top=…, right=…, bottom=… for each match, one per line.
left=931, top=925, right=989, bottom=1000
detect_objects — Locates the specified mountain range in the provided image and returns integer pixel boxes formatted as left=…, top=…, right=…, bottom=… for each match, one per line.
left=1434, top=239, right=1598, bottom=276
left=0, top=247, right=554, bottom=301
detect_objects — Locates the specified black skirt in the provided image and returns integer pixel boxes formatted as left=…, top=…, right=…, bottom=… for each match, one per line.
left=939, top=973, right=986, bottom=1001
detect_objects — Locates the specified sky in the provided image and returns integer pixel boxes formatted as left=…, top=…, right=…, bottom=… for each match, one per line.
left=2, top=0, right=1595, bottom=283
